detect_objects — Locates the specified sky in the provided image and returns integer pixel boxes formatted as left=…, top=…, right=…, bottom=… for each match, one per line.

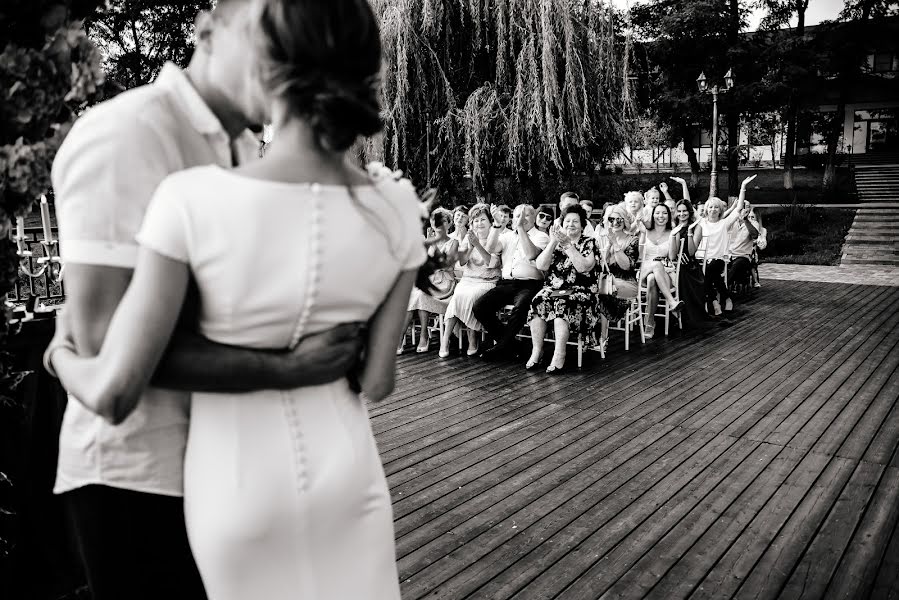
left=613, top=0, right=847, bottom=31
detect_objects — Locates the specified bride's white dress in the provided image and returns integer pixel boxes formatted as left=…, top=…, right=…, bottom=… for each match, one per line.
left=136, top=165, right=425, bottom=600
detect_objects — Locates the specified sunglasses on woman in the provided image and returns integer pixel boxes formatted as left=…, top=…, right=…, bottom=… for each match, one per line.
left=607, top=217, right=624, bottom=225
left=537, top=214, right=552, bottom=220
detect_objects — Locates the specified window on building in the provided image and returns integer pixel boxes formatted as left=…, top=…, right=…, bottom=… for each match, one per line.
left=873, top=52, right=898, bottom=73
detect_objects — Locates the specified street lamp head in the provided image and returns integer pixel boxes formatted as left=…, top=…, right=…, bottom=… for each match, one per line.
left=724, top=68, right=734, bottom=89
left=696, top=71, right=708, bottom=92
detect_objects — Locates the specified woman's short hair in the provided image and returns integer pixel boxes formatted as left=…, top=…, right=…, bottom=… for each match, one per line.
left=430, top=207, right=452, bottom=228
left=647, top=204, right=673, bottom=231
left=561, top=204, right=588, bottom=229
left=252, top=0, right=383, bottom=151
left=468, top=203, right=490, bottom=222
left=536, top=205, right=554, bottom=219
left=706, top=197, right=728, bottom=214
left=453, top=205, right=470, bottom=218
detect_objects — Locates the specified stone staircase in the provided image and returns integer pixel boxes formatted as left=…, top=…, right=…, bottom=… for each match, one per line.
left=854, top=164, right=899, bottom=204
left=841, top=205, right=899, bottom=266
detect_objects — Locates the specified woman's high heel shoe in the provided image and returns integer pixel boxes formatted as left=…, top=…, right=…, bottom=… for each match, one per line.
left=525, top=352, right=544, bottom=370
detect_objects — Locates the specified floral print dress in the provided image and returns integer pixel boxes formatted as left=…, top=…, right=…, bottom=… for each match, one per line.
left=527, top=236, right=599, bottom=346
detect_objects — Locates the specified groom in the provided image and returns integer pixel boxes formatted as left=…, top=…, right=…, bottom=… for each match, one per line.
left=48, top=2, right=362, bottom=598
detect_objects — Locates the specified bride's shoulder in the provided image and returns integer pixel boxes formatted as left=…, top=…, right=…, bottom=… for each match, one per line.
left=155, top=165, right=224, bottom=199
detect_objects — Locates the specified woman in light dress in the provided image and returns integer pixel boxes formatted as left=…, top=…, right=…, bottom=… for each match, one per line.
left=403, top=207, right=458, bottom=353
left=47, top=1, right=421, bottom=598
left=639, top=204, right=684, bottom=338
left=439, top=203, right=500, bottom=358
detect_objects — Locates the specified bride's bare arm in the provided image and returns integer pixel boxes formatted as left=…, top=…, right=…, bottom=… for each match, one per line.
left=49, top=248, right=189, bottom=424
left=359, top=269, right=417, bottom=402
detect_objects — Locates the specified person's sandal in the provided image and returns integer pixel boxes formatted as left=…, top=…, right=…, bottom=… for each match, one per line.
left=525, top=353, right=544, bottom=370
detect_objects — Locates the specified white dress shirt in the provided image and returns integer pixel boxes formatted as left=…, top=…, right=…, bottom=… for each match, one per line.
left=51, top=63, right=259, bottom=497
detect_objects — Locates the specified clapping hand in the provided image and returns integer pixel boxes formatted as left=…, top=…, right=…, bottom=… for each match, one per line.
left=658, top=182, right=668, bottom=194
left=551, top=224, right=570, bottom=247
left=509, top=212, right=521, bottom=231
left=466, top=229, right=480, bottom=247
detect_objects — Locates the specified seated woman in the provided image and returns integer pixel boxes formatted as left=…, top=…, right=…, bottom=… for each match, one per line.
left=526, top=205, right=597, bottom=373
left=440, top=203, right=501, bottom=358
left=639, top=204, right=684, bottom=338
left=535, top=205, right=554, bottom=234
left=449, top=205, right=470, bottom=279
left=748, top=206, right=766, bottom=288
left=672, top=199, right=707, bottom=325
left=726, top=199, right=761, bottom=291
left=699, top=174, right=757, bottom=315
left=595, top=205, right=641, bottom=353
left=401, top=207, right=458, bottom=353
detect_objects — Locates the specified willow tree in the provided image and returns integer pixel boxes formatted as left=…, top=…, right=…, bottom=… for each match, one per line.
left=368, top=0, right=635, bottom=200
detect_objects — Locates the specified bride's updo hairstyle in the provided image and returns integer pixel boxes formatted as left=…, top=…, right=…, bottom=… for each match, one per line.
left=252, top=0, right=383, bottom=152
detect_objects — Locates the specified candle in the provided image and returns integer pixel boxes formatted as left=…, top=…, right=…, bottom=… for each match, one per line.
left=40, top=195, right=53, bottom=243
left=15, top=216, right=24, bottom=253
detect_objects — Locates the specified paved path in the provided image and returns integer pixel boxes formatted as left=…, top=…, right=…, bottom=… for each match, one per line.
left=761, top=263, right=899, bottom=286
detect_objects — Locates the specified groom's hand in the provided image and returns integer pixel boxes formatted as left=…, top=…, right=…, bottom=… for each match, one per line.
left=283, top=322, right=366, bottom=387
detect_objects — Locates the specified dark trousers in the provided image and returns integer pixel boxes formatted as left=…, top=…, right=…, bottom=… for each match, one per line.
left=704, top=258, right=730, bottom=306
left=473, top=278, right=543, bottom=348
left=727, top=256, right=752, bottom=288
left=64, top=485, right=207, bottom=600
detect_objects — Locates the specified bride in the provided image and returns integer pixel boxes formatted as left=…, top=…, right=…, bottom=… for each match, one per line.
left=45, top=1, right=421, bottom=598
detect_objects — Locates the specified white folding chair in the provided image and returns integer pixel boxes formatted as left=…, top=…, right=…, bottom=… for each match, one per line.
left=503, top=304, right=590, bottom=368
left=410, top=313, right=444, bottom=349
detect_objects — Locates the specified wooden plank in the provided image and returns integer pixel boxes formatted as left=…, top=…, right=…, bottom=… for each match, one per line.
left=499, top=437, right=759, bottom=600
left=779, top=460, right=890, bottom=599
left=684, top=451, right=841, bottom=599
left=737, top=288, right=899, bottom=443
left=825, top=466, right=899, bottom=599
left=696, top=285, right=896, bottom=436
left=870, top=499, right=899, bottom=599
left=717, top=285, right=895, bottom=440
left=763, top=314, right=899, bottom=450
left=447, top=430, right=731, bottom=600
left=395, top=424, right=696, bottom=597
left=641, top=446, right=809, bottom=599
left=587, top=441, right=785, bottom=598
left=725, top=457, right=859, bottom=598
left=372, top=280, right=899, bottom=600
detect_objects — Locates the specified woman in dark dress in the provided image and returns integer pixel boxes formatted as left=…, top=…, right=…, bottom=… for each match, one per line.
left=672, top=199, right=707, bottom=325
left=526, top=205, right=598, bottom=373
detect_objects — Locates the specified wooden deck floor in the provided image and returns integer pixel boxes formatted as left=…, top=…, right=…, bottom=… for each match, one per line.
left=373, top=279, right=899, bottom=600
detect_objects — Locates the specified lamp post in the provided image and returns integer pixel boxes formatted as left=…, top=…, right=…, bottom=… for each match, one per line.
left=696, top=69, right=734, bottom=199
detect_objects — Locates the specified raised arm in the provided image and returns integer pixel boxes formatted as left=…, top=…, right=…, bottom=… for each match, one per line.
left=669, top=176, right=691, bottom=202
left=483, top=208, right=506, bottom=254
left=724, top=174, right=757, bottom=226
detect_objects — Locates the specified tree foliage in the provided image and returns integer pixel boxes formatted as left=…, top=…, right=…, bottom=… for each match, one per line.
left=86, top=0, right=212, bottom=89
left=366, top=0, right=635, bottom=199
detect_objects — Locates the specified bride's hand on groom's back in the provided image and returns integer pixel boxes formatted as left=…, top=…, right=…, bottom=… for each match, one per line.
left=282, top=322, right=366, bottom=387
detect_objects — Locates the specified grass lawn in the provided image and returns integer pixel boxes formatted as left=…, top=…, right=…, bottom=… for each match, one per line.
left=593, top=167, right=855, bottom=205
left=754, top=206, right=856, bottom=266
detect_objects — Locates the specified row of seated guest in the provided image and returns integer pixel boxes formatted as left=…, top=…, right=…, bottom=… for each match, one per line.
left=402, top=180, right=764, bottom=370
